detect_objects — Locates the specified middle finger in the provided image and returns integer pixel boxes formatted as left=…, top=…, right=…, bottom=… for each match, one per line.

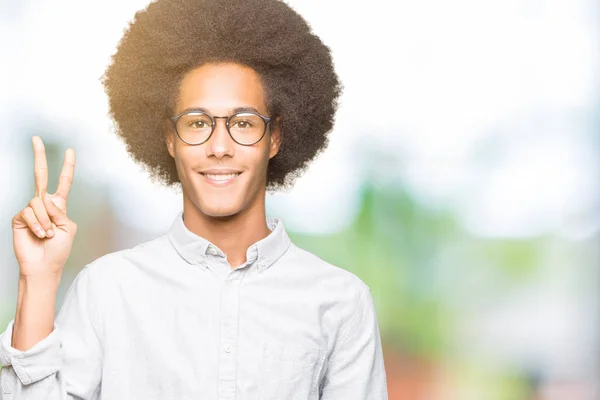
left=55, top=147, right=75, bottom=201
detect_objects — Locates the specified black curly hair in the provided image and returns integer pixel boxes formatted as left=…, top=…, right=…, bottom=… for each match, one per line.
left=101, top=0, right=342, bottom=192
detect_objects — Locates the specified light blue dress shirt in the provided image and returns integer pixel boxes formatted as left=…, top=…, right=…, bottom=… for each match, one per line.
left=0, top=211, right=388, bottom=399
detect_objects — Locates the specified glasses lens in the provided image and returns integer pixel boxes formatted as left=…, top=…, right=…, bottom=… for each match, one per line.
left=229, top=112, right=266, bottom=145
left=177, top=112, right=213, bottom=144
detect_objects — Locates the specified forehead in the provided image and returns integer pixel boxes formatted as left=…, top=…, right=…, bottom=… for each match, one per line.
left=175, top=62, right=267, bottom=114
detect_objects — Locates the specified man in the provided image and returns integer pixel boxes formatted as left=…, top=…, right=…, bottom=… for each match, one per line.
left=0, top=0, right=388, bottom=398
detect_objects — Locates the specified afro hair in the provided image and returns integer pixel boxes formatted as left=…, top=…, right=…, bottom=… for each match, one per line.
left=101, top=0, right=343, bottom=192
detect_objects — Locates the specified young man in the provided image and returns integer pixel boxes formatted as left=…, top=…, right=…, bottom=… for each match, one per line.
left=0, top=0, right=388, bottom=398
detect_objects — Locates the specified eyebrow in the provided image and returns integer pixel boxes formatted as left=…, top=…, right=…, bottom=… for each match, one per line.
left=178, top=106, right=263, bottom=115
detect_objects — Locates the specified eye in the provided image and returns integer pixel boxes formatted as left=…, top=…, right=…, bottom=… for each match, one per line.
left=188, top=119, right=210, bottom=129
left=233, top=120, right=254, bottom=129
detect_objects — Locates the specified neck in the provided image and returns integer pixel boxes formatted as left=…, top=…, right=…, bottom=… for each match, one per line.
left=181, top=192, right=272, bottom=269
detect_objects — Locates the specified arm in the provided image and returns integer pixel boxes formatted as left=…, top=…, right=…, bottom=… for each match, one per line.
left=320, top=286, right=388, bottom=400
left=0, top=265, right=103, bottom=400
left=0, top=136, right=101, bottom=399
left=12, top=274, right=61, bottom=352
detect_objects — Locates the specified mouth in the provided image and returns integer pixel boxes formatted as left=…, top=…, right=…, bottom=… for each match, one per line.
left=199, top=172, right=242, bottom=187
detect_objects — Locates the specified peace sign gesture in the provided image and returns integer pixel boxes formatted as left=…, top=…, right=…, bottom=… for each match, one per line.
left=12, top=136, right=78, bottom=279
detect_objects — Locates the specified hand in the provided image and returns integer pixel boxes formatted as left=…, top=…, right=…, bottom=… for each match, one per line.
left=12, top=136, right=78, bottom=278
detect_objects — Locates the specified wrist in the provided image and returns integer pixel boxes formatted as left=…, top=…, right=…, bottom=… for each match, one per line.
left=18, top=272, right=62, bottom=291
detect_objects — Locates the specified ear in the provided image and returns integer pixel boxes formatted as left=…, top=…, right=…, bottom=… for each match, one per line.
left=268, top=117, right=281, bottom=159
left=165, top=125, right=175, bottom=158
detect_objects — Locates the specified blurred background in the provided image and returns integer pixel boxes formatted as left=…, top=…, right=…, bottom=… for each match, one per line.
left=1, top=0, right=599, bottom=398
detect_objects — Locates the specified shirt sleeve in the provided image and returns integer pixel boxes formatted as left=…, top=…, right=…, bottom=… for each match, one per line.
left=320, top=286, right=389, bottom=400
left=0, top=265, right=103, bottom=399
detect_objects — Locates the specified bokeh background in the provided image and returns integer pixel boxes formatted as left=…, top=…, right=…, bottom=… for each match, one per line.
left=1, top=0, right=599, bottom=398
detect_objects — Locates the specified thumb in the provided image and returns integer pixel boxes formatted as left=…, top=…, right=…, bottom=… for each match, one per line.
left=42, top=193, right=71, bottom=228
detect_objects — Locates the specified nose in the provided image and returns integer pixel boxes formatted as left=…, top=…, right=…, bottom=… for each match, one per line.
left=206, top=117, right=235, bottom=158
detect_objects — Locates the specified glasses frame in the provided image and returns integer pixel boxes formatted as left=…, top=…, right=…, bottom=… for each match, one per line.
left=169, top=110, right=274, bottom=146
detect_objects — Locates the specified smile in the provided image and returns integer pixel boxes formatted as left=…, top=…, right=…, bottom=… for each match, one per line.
left=200, top=172, right=241, bottom=186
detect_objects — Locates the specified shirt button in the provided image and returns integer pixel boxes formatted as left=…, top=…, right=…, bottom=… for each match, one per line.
left=224, top=344, right=233, bottom=353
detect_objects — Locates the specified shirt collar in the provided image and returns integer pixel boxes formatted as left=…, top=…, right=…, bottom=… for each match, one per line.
left=167, top=210, right=291, bottom=273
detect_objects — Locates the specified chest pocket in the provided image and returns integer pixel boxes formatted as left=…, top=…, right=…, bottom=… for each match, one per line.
left=258, top=340, right=325, bottom=400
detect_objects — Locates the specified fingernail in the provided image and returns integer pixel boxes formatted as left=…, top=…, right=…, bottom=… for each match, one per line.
left=47, top=229, right=54, bottom=237
left=37, top=229, right=46, bottom=238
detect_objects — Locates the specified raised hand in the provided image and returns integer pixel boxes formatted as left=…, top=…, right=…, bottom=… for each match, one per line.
left=12, top=136, right=78, bottom=278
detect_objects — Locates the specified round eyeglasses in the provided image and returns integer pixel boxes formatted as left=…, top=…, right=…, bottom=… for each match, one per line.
left=169, top=110, right=273, bottom=146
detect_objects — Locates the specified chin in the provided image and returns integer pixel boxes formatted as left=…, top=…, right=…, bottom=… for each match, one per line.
left=199, top=203, right=242, bottom=219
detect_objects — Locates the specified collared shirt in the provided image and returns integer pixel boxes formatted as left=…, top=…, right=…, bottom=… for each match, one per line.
left=0, top=211, right=388, bottom=399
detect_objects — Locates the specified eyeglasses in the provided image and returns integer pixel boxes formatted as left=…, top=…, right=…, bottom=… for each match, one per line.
left=169, top=110, right=273, bottom=146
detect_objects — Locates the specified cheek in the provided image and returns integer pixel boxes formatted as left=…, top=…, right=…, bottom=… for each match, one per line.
left=249, top=147, right=271, bottom=175
left=174, top=148, right=199, bottom=175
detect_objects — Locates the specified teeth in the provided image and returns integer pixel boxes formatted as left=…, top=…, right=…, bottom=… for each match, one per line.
left=204, top=173, right=240, bottom=181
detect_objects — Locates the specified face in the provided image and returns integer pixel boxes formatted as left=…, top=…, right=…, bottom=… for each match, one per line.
left=165, top=62, right=281, bottom=219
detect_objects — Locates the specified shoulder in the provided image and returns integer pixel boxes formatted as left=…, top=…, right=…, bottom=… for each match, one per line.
left=77, top=233, right=170, bottom=286
left=282, top=243, right=375, bottom=346
left=285, top=243, right=370, bottom=306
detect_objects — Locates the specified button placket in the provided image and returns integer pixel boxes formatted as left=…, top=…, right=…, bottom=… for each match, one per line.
left=217, top=270, right=247, bottom=399
left=195, top=256, right=208, bottom=270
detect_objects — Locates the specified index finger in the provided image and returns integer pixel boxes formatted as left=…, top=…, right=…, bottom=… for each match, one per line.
left=55, top=147, right=76, bottom=200
left=32, top=136, right=48, bottom=197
